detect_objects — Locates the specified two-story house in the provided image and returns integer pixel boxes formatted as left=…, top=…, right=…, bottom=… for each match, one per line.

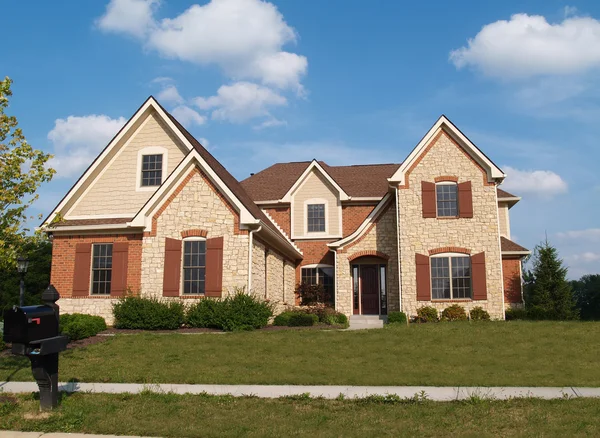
left=41, top=97, right=529, bottom=324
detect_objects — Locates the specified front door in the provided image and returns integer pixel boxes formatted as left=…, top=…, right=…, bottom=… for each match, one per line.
left=360, top=265, right=379, bottom=315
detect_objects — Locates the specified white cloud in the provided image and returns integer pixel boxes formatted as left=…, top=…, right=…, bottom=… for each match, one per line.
left=98, top=0, right=307, bottom=91
left=557, top=229, right=600, bottom=241
left=156, top=84, right=184, bottom=105
left=47, top=115, right=126, bottom=178
left=564, top=6, right=578, bottom=18
left=151, top=76, right=173, bottom=84
left=194, top=81, right=287, bottom=124
left=450, top=13, right=600, bottom=78
left=502, top=166, right=568, bottom=198
left=170, top=105, right=206, bottom=127
left=96, top=0, right=159, bottom=38
left=254, top=117, right=287, bottom=130
left=567, top=252, right=600, bottom=262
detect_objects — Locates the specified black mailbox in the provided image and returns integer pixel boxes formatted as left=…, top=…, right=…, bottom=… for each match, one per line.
left=3, top=305, right=58, bottom=344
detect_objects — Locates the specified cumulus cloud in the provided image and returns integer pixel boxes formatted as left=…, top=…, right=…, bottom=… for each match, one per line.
left=501, top=166, right=568, bottom=198
left=47, top=115, right=126, bottom=178
left=170, top=105, right=206, bottom=127
left=557, top=229, right=600, bottom=241
left=567, top=252, right=600, bottom=262
left=98, top=0, right=307, bottom=91
left=194, top=81, right=287, bottom=124
left=156, top=84, right=184, bottom=105
left=450, top=13, right=600, bottom=78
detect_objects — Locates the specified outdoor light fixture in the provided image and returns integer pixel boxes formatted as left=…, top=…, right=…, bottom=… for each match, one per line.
left=17, top=256, right=29, bottom=274
left=17, top=255, right=29, bottom=307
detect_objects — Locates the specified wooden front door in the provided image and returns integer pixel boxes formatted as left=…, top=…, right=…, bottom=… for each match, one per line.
left=360, top=265, right=379, bottom=315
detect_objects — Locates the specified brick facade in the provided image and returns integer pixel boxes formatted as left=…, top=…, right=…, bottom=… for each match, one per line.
left=502, top=258, right=523, bottom=306
left=342, top=205, right=375, bottom=237
left=263, top=207, right=291, bottom=237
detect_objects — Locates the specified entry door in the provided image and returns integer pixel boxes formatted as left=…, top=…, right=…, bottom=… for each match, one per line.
left=360, top=265, right=379, bottom=315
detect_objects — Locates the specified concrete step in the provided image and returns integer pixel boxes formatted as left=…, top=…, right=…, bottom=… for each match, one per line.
left=348, top=315, right=386, bottom=330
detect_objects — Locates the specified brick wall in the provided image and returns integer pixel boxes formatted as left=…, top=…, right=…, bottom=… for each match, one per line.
left=263, top=206, right=291, bottom=237
left=295, top=240, right=335, bottom=282
left=502, top=258, right=523, bottom=305
left=342, top=205, right=375, bottom=237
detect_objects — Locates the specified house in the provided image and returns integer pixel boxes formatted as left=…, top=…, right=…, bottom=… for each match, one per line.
left=41, top=97, right=529, bottom=324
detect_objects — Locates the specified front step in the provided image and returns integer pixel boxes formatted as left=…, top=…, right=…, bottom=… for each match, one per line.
left=348, top=315, right=387, bottom=330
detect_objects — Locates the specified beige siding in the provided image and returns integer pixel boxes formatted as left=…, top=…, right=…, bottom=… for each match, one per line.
left=70, top=111, right=187, bottom=217
left=498, top=203, right=510, bottom=238
left=291, top=170, right=341, bottom=238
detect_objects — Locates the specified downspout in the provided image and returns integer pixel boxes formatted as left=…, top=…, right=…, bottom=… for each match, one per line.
left=330, top=248, right=337, bottom=311
left=395, top=186, right=403, bottom=313
left=247, top=225, right=262, bottom=293
left=494, top=185, right=506, bottom=319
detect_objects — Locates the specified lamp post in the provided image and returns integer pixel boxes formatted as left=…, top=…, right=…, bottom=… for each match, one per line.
left=17, top=256, right=29, bottom=307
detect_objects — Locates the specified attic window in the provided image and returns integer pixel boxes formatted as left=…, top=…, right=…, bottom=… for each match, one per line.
left=141, top=154, right=163, bottom=187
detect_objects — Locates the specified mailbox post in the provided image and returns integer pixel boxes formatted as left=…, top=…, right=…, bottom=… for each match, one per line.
left=2, top=285, right=69, bottom=410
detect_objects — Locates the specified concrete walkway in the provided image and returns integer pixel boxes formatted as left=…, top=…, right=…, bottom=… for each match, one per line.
left=2, top=381, right=599, bottom=400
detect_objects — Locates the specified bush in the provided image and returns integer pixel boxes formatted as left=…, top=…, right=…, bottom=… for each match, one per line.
left=415, top=306, right=439, bottom=323
left=306, top=306, right=348, bottom=327
left=469, top=306, right=490, bottom=321
left=113, top=297, right=185, bottom=330
left=296, top=282, right=331, bottom=306
left=60, top=313, right=107, bottom=340
left=440, top=305, right=467, bottom=322
left=288, top=312, right=319, bottom=327
left=186, top=291, right=273, bottom=331
left=505, top=307, right=529, bottom=321
left=387, top=311, right=407, bottom=324
left=273, top=311, right=295, bottom=326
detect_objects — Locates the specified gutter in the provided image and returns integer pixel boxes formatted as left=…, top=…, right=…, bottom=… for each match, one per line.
left=394, top=186, right=403, bottom=312
left=247, top=225, right=262, bottom=293
left=330, top=248, right=337, bottom=311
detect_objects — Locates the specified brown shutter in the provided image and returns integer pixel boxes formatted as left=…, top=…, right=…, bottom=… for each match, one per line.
left=111, top=242, right=129, bottom=297
left=416, top=253, right=431, bottom=301
left=458, top=181, right=473, bottom=218
left=422, top=181, right=436, bottom=218
left=163, top=238, right=182, bottom=297
left=205, top=236, right=224, bottom=297
left=73, top=243, right=92, bottom=297
left=471, top=252, right=487, bottom=300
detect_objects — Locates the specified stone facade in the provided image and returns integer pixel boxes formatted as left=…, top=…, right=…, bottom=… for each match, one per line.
left=397, top=129, right=504, bottom=319
left=336, top=203, right=400, bottom=316
left=58, top=298, right=117, bottom=325
left=141, top=169, right=249, bottom=298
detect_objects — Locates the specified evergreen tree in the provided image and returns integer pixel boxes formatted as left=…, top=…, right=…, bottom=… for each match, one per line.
left=572, top=275, right=600, bottom=320
left=524, top=240, right=578, bottom=320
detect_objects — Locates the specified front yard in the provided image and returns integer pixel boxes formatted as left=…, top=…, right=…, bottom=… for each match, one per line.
left=2, top=321, right=600, bottom=386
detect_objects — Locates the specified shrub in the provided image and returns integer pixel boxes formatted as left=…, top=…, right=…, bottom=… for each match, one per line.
left=387, top=311, right=407, bottom=324
left=306, top=306, right=347, bottom=326
left=296, top=282, right=331, bottom=306
left=505, top=307, right=529, bottom=321
left=335, top=312, right=349, bottom=327
left=415, top=306, right=439, bottom=323
left=60, top=313, right=107, bottom=340
left=273, top=311, right=295, bottom=326
left=186, top=299, right=224, bottom=329
left=0, top=337, right=4, bottom=351
left=113, top=297, right=185, bottom=330
left=440, top=304, right=467, bottom=322
left=469, top=306, right=490, bottom=321
left=288, top=312, right=319, bottom=327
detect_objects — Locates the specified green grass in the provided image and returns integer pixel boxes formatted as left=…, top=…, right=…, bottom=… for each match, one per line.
left=2, top=321, right=600, bottom=386
left=2, top=392, right=600, bottom=437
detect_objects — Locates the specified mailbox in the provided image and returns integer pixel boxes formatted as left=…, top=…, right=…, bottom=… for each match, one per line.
left=3, top=305, right=58, bottom=344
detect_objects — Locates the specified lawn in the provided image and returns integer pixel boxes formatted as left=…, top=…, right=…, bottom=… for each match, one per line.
left=1, top=321, right=600, bottom=386
left=2, top=392, right=600, bottom=437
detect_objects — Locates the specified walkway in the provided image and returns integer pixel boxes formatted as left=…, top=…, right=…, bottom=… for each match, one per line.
left=2, top=381, right=599, bottom=401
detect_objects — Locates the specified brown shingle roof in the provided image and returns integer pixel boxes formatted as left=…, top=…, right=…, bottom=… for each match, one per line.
left=498, top=188, right=518, bottom=198
left=241, top=161, right=400, bottom=201
left=52, top=218, right=132, bottom=227
left=501, top=236, right=529, bottom=253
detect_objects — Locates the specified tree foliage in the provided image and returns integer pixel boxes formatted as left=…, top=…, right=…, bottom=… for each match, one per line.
left=524, top=240, right=578, bottom=320
left=0, top=77, right=55, bottom=269
left=572, top=275, right=600, bottom=320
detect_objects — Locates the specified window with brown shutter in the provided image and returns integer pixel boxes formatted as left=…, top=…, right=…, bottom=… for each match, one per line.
left=73, top=243, right=92, bottom=297
left=111, top=242, right=129, bottom=297
left=416, top=253, right=431, bottom=301
left=163, top=237, right=182, bottom=297
left=421, top=181, right=436, bottom=218
left=458, top=181, right=473, bottom=218
left=205, top=236, right=224, bottom=297
left=471, top=252, right=487, bottom=300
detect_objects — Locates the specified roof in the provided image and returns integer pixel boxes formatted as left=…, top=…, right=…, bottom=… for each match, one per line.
left=501, top=236, right=529, bottom=253
left=241, top=161, right=400, bottom=201
left=52, top=218, right=132, bottom=227
left=498, top=188, right=518, bottom=198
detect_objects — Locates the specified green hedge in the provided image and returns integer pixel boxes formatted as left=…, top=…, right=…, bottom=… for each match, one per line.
left=415, top=306, right=439, bottom=323
left=113, top=297, right=185, bottom=330
left=60, top=313, right=107, bottom=340
left=469, top=306, right=491, bottom=321
left=441, top=305, right=467, bottom=322
left=387, top=311, right=407, bottom=324
left=289, top=312, right=319, bottom=327
left=274, top=308, right=348, bottom=328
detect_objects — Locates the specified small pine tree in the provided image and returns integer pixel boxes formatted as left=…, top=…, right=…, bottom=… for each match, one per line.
left=524, top=240, right=578, bottom=320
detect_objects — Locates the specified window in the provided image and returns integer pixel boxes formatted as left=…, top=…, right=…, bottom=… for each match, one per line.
left=301, top=265, right=334, bottom=304
left=431, top=255, right=471, bottom=300
left=307, top=204, right=325, bottom=232
left=91, top=244, right=112, bottom=295
left=141, top=154, right=163, bottom=187
left=436, top=183, right=458, bottom=217
left=182, top=239, right=206, bottom=295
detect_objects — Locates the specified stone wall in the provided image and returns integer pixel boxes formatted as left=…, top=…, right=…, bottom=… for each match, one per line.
left=283, top=261, right=296, bottom=306
left=58, top=298, right=117, bottom=325
left=397, top=129, right=504, bottom=319
left=141, top=169, right=249, bottom=298
left=266, top=248, right=286, bottom=313
left=252, top=238, right=293, bottom=314
left=251, top=238, right=266, bottom=297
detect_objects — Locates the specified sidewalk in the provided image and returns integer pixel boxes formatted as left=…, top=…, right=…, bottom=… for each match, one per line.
left=2, top=381, right=600, bottom=400
left=0, top=434, right=154, bottom=438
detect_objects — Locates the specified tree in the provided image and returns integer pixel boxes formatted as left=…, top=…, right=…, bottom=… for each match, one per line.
left=524, top=240, right=578, bottom=320
left=0, top=77, right=55, bottom=268
left=572, top=275, right=600, bottom=320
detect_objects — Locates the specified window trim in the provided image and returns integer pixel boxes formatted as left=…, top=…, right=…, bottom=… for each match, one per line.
left=136, top=146, right=168, bottom=191
left=90, top=243, right=113, bottom=296
left=304, top=198, right=328, bottom=235
left=181, top=236, right=207, bottom=296
left=300, top=264, right=335, bottom=305
left=435, top=181, right=459, bottom=218
left=430, top=252, right=472, bottom=300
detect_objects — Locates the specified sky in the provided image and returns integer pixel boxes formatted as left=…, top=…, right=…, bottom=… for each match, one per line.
left=3, top=0, right=600, bottom=278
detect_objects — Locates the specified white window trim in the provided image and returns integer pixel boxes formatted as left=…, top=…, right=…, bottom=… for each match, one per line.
left=430, top=252, right=472, bottom=300
left=89, top=243, right=113, bottom=296
left=435, top=181, right=459, bottom=218
left=136, top=146, right=168, bottom=191
left=301, top=264, right=334, bottom=284
left=304, top=198, right=329, bottom=236
left=180, top=236, right=207, bottom=296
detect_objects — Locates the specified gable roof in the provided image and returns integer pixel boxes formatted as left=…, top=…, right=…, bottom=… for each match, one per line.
left=497, top=188, right=517, bottom=198
left=241, top=161, right=400, bottom=202
left=501, top=236, right=530, bottom=255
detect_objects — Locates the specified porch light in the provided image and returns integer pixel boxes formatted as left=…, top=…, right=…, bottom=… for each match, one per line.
left=17, top=256, right=29, bottom=274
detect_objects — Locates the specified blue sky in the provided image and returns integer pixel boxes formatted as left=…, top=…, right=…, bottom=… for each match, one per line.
left=4, top=0, right=600, bottom=278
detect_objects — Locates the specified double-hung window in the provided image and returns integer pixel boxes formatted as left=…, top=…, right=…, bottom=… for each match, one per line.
left=307, top=204, right=326, bottom=233
left=91, top=244, right=113, bottom=295
left=301, top=265, right=334, bottom=304
left=431, top=255, right=471, bottom=299
left=436, top=183, right=458, bottom=217
left=182, top=239, right=206, bottom=295
left=141, top=154, right=163, bottom=187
